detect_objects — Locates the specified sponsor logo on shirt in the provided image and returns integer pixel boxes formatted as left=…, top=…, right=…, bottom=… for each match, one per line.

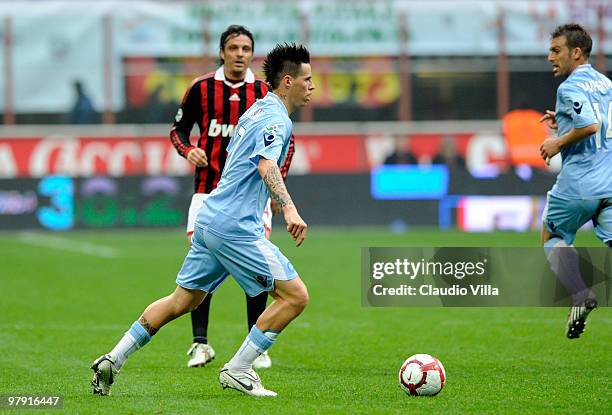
left=263, top=124, right=279, bottom=147
left=208, top=119, right=235, bottom=137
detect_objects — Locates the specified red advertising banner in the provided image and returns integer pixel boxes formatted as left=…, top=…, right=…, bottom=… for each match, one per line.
left=0, top=132, right=520, bottom=178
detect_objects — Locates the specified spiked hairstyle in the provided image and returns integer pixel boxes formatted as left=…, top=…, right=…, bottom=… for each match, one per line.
left=262, top=43, right=311, bottom=90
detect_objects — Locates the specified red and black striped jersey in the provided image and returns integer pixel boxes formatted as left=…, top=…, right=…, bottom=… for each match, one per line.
left=170, top=67, right=269, bottom=193
left=280, top=134, right=295, bottom=180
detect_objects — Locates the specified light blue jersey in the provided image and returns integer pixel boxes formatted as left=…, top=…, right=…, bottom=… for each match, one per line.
left=195, top=92, right=293, bottom=240
left=552, top=64, right=612, bottom=199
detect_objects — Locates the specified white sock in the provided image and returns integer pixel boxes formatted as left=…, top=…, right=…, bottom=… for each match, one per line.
left=228, top=326, right=276, bottom=372
left=107, top=321, right=152, bottom=370
left=544, top=238, right=592, bottom=304
left=108, top=332, right=138, bottom=370
left=228, top=337, right=261, bottom=373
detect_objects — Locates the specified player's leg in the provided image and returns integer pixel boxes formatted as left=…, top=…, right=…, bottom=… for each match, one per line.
left=220, top=278, right=307, bottom=398
left=208, top=234, right=304, bottom=396
left=248, top=292, right=271, bottom=369
left=542, top=193, right=595, bottom=303
left=252, top=199, right=273, bottom=369
left=184, top=193, right=217, bottom=367
left=187, top=295, right=216, bottom=367
left=92, top=225, right=227, bottom=395
left=92, top=286, right=207, bottom=395
left=593, top=197, right=612, bottom=248
left=541, top=193, right=598, bottom=338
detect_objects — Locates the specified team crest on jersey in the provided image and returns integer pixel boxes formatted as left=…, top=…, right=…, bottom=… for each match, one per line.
left=263, top=124, right=279, bottom=146
left=175, top=108, right=183, bottom=122
left=573, top=101, right=583, bottom=114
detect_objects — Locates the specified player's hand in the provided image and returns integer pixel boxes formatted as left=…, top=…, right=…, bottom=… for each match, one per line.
left=187, top=148, right=208, bottom=167
left=283, top=206, right=307, bottom=247
left=540, top=137, right=560, bottom=164
left=270, top=199, right=282, bottom=215
left=539, top=110, right=558, bottom=130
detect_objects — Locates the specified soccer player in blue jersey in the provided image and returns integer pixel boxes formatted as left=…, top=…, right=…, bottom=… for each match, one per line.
left=91, top=43, right=314, bottom=397
left=539, top=24, right=612, bottom=339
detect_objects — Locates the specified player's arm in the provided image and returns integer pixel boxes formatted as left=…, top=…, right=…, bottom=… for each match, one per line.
left=540, top=124, right=599, bottom=161
left=540, top=86, right=599, bottom=161
left=170, top=80, right=208, bottom=167
left=271, top=134, right=296, bottom=215
left=258, top=157, right=307, bottom=246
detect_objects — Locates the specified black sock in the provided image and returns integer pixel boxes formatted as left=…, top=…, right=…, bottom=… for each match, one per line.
left=191, top=294, right=212, bottom=344
left=246, top=291, right=268, bottom=332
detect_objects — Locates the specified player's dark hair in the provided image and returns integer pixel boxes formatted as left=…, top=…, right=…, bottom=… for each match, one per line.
left=219, top=25, right=254, bottom=64
left=262, top=43, right=310, bottom=90
left=551, top=24, right=592, bottom=58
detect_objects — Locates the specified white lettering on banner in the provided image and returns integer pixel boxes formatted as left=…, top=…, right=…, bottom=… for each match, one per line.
left=286, top=142, right=311, bottom=175
left=80, top=143, right=112, bottom=177
left=166, top=149, right=192, bottom=175
left=108, top=142, right=141, bottom=176
left=208, top=119, right=235, bottom=138
left=466, top=133, right=507, bottom=176
left=144, top=143, right=165, bottom=175
left=364, top=135, right=396, bottom=166
left=24, top=138, right=192, bottom=177
left=0, top=145, right=17, bottom=177
left=30, top=138, right=79, bottom=177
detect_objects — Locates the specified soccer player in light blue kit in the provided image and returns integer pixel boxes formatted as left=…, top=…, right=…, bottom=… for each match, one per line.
left=539, top=24, right=612, bottom=339
left=91, top=43, right=314, bottom=397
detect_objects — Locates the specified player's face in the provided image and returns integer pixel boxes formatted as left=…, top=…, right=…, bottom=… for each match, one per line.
left=220, top=34, right=253, bottom=80
left=288, top=63, right=315, bottom=107
left=548, top=36, right=574, bottom=77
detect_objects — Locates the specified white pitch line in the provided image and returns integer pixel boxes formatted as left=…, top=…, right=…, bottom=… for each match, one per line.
left=17, top=232, right=119, bottom=258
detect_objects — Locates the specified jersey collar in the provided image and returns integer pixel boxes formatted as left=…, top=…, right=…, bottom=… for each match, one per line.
left=267, top=92, right=289, bottom=116
left=573, top=64, right=592, bottom=73
left=214, top=67, right=255, bottom=88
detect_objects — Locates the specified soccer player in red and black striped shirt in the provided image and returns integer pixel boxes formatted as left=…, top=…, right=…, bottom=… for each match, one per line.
left=170, top=25, right=294, bottom=370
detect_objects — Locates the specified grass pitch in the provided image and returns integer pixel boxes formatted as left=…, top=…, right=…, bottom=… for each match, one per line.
left=0, top=228, right=609, bottom=414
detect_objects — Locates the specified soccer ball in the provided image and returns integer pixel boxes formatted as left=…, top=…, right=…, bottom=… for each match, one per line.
left=399, top=353, right=446, bottom=396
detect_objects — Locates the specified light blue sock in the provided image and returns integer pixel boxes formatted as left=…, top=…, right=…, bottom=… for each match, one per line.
left=108, top=321, right=152, bottom=370
left=263, top=329, right=280, bottom=342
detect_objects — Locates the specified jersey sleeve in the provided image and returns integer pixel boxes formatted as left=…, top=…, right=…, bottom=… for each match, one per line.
left=170, top=79, right=202, bottom=158
left=558, top=84, right=598, bottom=129
left=249, top=118, right=291, bottom=164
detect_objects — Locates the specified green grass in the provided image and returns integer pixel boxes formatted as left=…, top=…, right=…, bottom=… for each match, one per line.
left=0, top=228, right=610, bottom=414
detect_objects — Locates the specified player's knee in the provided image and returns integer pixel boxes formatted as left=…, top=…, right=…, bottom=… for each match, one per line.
left=171, top=289, right=203, bottom=315
left=185, top=293, right=207, bottom=312
left=289, top=286, right=309, bottom=312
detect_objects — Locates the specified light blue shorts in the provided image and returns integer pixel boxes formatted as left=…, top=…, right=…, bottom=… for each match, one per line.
left=176, top=225, right=298, bottom=296
left=542, top=193, right=612, bottom=246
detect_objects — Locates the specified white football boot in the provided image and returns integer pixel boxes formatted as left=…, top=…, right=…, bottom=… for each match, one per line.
left=252, top=351, right=272, bottom=369
left=186, top=343, right=216, bottom=368
left=219, top=363, right=277, bottom=397
left=91, top=354, right=119, bottom=396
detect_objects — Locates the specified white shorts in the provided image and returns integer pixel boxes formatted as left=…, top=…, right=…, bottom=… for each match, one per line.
left=186, top=193, right=272, bottom=235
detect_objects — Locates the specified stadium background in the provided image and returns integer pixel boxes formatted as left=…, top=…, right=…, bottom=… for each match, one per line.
left=1, top=1, right=611, bottom=414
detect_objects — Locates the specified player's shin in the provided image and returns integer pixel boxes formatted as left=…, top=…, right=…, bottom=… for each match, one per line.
left=228, top=326, right=278, bottom=372
left=108, top=319, right=153, bottom=370
left=544, top=237, right=594, bottom=304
